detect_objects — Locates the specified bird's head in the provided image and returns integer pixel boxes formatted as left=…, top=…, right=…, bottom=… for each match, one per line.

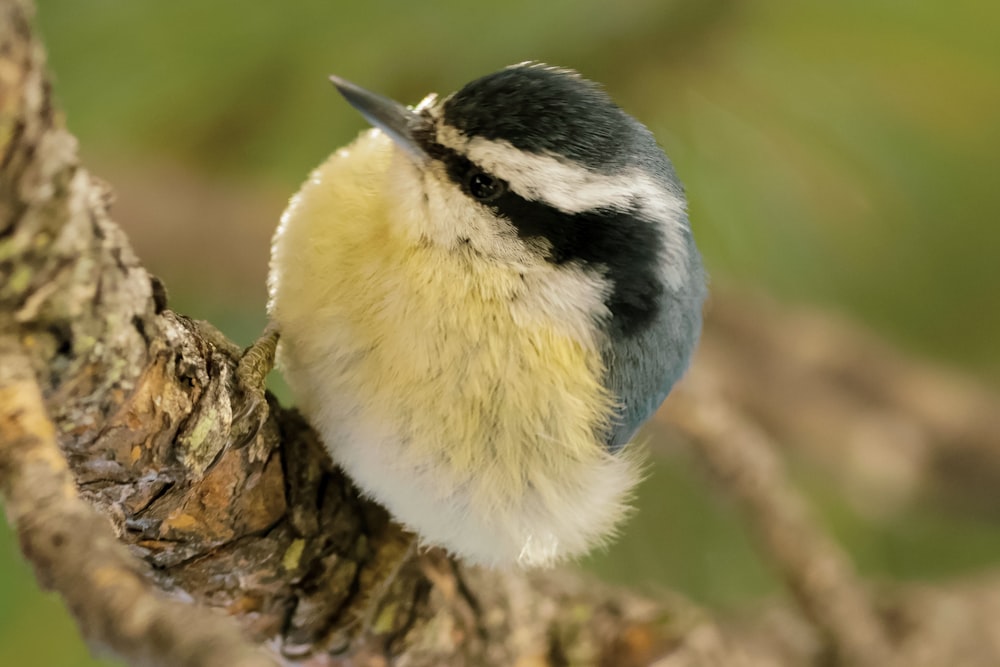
left=331, top=62, right=699, bottom=337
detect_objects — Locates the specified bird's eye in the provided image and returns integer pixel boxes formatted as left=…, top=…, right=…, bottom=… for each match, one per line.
left=466, top=169, right=506, bottom=202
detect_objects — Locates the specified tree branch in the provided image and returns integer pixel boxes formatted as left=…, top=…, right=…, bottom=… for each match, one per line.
left=0, top=337, right=278, bottom=667
left=689, top=291, right=1000, bottom=517
left=667, top=382, right=893, bottom=666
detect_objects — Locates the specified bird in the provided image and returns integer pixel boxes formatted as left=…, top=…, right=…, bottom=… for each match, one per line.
left=265, top=62, right=706, bottom=568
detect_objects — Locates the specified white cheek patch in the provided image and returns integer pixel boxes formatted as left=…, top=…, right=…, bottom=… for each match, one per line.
left=384, top=149, right=611, bottom=345
left=386, top=152, right=544, bottom=268
left=513, top=263, right=611, bottom=345
left=436, top=125, right=691, bottom=290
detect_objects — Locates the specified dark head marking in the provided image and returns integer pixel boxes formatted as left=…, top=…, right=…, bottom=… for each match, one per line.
left=442, top=63, right=656, bottom=173
left=412, top=64, right=684, bottom=336
left=426, top=145, right=665, bottom=336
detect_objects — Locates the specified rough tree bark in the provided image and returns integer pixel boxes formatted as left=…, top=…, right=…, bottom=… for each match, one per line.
left=2, top=1, right=999, bottom=666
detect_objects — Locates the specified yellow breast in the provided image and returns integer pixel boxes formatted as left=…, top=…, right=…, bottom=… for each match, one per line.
left=269, top=131, right=632, bottom=565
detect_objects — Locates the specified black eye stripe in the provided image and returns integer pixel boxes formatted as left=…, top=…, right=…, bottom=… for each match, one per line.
left=434, top=145, right=480, bottom=188
left=411, top=136, right=664, bottom=337
left=409, top=122, right=504, bottom=199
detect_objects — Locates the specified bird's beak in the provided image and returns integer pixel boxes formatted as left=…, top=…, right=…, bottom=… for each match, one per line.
left=329, top=75, right=429, bottom=163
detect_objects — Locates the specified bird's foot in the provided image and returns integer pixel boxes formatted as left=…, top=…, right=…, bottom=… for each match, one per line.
left=232, top=322, right=279, bottom=449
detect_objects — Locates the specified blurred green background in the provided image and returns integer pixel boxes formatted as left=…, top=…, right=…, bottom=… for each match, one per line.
left=3, top=1, right=999, bottom=664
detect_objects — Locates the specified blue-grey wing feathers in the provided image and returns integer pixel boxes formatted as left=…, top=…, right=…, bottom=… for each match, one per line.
left=602, top=229, right=705, bottom=452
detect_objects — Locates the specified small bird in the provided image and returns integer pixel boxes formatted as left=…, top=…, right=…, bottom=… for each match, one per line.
left=267, top=62, right=705, bottom=567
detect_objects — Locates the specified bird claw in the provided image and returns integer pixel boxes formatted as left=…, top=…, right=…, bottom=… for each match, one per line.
left=232, top=324, right=279, bottom=449
left=232, top=384, right=268, bottom=448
